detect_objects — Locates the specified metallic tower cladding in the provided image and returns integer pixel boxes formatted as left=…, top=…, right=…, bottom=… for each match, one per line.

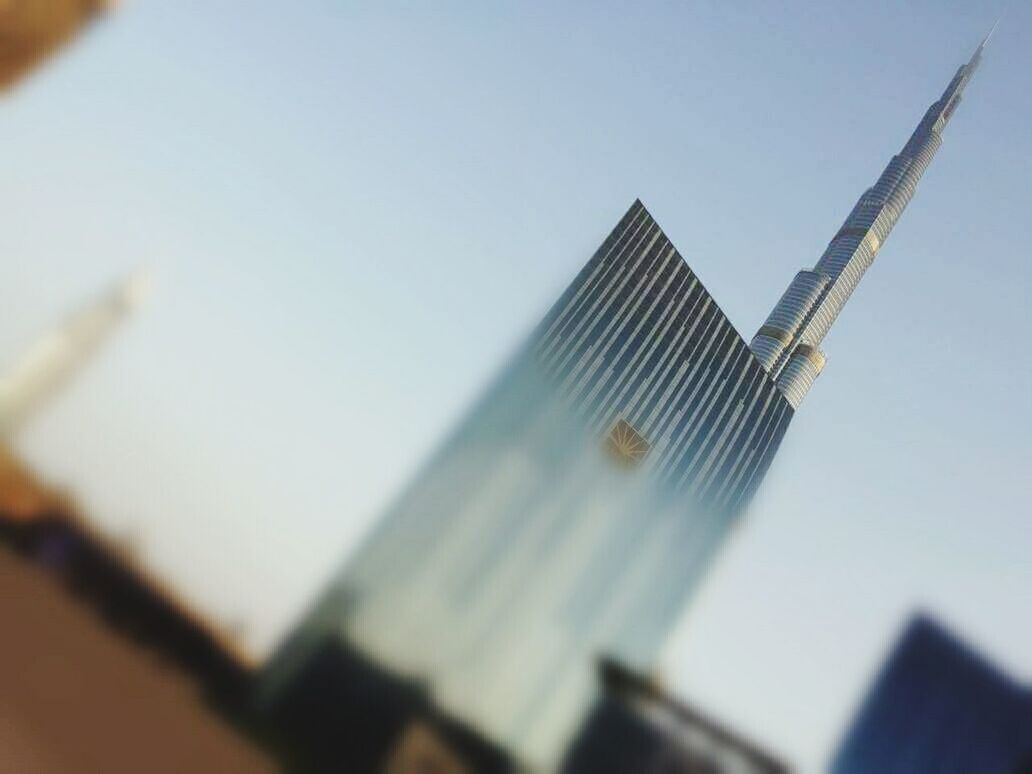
left=750, top=33, right=990, bottom=408
left=265, top=201, right=793, bottom=768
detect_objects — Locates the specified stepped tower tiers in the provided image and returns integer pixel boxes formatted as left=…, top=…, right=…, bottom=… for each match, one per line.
left=750, top=28, right=993, bottom=408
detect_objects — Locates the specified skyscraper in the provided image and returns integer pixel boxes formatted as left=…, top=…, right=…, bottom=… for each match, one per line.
left=750, top=28, right=992, bottom=407
left=265, top=200, right=795, bottom=769
left=263, top=32, right=989, bottom=772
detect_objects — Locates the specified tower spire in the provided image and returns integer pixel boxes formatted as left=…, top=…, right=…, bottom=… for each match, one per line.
left=749, top=35, right=989, bottom=408
left=982, top=19, right=999, bottom=50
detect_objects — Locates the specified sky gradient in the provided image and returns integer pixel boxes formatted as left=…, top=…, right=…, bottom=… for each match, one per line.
left=3, top=2, right=1029, bottom=770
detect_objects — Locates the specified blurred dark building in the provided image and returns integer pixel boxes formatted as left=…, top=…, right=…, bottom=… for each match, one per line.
left=563, top=659, right=790, bottom=774
left=831, top=614, right=1032, bottom=774
left=264, top=637, right=512, bottom=773
left=0, top=0, right=111, bottom=91
left=262, top=639, right=794, bottom=774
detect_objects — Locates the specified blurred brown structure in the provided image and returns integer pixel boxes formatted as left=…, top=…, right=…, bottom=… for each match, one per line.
left=0, top=446, right=55, bottom=519
left=0, top=547, right=274, bottom=773
left=385, top=722, right=472, bottom=774
left=830, top=615, right=1032, bottom=773
left=0, top=447, right=275, bottom=772
left=0, top=0, right=111, bottom=91
left=0, top=447, right=256, bottom=701
left=1, top=448, right=520, bottom=772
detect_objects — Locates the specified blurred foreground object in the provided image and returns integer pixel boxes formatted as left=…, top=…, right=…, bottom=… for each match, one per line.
left=0, top=271, right=148, bottom=437
left=562, top=659, right=790, bottom=774
left=0, top=272, right=271, bottom=769
left=0, top=445, right=56, bottom=521
left=831, top=614, right=1032, bottom=774
left=0, top=0, right=112, bottom=91
left=0, top=547, right=273, bottom=773
left=261, top=637, right=512, bottom=772
left=0, top=458, right=272, bottom=772
left=0, top=474, right=256, bottom=702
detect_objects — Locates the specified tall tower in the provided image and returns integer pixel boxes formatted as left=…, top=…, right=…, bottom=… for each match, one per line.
left=750, top=31, right=992, bottom=408
left=0, top=273, right=148, bottom=436
left=264, top=202, right=794, bottom=770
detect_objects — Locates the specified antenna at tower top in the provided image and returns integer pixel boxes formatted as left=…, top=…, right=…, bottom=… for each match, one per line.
left=985, top=18, right=1000, bottom=47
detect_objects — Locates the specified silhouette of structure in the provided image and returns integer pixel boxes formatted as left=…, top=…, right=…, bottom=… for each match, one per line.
left=0, top=452, right=255, bottom=712
left=0, top=545, right=274, bottom=774
left=832, top=614, right=1032, bottom=774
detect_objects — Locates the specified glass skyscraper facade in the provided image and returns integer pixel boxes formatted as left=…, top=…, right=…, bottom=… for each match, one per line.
left=263, top=33, right=989, bottom=772
left=265, top=201, right=793, bottom=768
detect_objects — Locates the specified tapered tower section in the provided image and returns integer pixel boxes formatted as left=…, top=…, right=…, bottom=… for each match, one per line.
left=750, top=31, right=991, bottom=407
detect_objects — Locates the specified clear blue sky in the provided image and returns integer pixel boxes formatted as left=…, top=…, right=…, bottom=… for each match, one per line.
left=4, top=2, right=1028, bottom=769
